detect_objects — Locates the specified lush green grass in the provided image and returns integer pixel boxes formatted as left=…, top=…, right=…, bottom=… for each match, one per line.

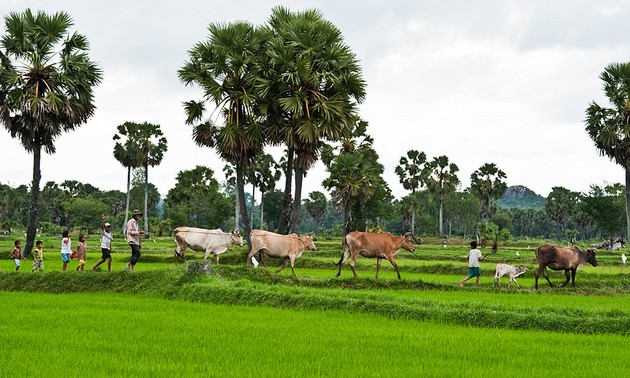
left=2, top=291, right=630, bottom=377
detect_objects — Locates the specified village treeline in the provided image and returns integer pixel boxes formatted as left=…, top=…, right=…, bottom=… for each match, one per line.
left=1, top=8, right=629, bottom=252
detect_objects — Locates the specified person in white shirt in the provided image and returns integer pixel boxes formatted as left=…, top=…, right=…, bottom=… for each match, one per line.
left=61, top=230, right=72, bottom=272
left=125, top=209, right=144, bottom=271
left=93, top=213, right=113, bottom=272
left=460, top=241, right=484, bottom=287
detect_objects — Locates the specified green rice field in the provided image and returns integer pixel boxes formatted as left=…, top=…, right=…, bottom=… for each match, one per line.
left=1, top=233, right=630, bottom=376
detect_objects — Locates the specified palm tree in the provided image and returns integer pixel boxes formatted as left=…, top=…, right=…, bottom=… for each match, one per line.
left=426, top=155, right=460, bottom=237
left=245, top=153, right=281, bottom=229
left=395, top=150, right=428, bottom=236
left=322, top=121, right=389, bottom=234
left=469, top=163, right=508, bottom=222
left=135, top=122, right=167, bottom=235
left=113, top=122, right=143, bottom=233
left=0, top=9, right=102, bottom=256
left=262, top=6, right=366, bottom=234
left=585, top=62, right=630, bottom=239
left=179, top=21, right=270, bottom=249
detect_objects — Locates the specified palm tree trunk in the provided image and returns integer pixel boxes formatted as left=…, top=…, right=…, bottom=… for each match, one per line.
left=23, top=145, right=42, bottom=258
left=236, top=164, right=251, bottom=251
left=234, top=191, right=239, bottom=230
left=144, top=162, right=149, bottom=236
left=260, top=191, right=265, bottom=230
left=278, top=147, right=294, bottom=234
left=251, top=183, right=255, bottom=228
left=290, top=165, right=304, bottom=234
left=439, top=190, right=445, bottom=237
left=625, top=166, right=630, bottom=240
left=122, top=166, right=131, bottom=234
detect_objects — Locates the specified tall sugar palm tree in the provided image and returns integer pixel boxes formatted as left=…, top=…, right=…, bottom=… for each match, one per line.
left=0, top=9, right=102, bottom=256
left=135, top=122, right=167, bottom=234
left=585, top=62, right=630, bottom=239
left=262, top=6, right=366, bottom=234
left=470, top=163, right=507, bottom=222
left=113, top=122, right=143, bottom=233
left=395, top=150, right=429, bottom=236
left=426, top=155, right=460, bottom=237
left=179, top=21, right=270, bottom=249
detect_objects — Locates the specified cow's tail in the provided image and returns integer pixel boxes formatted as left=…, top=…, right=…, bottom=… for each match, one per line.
left=334, top=235, right=350, bottom=266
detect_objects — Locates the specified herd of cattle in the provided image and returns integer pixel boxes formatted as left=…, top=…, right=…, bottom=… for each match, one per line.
left=172, top=227, right=602, bottom=289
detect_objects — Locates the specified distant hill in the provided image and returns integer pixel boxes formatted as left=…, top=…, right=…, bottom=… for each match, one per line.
left=495, top=185, right=546, bottom=209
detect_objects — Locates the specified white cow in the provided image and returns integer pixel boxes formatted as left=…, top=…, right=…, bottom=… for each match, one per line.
left=493, top=263, right=528, bottom=287
left=174, top=227, right=243, bottom=264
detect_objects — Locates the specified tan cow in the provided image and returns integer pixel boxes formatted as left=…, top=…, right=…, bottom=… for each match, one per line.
left=534, top=244, right=598, bottom=289
left=336, top=232, right=415, bottom=280
left=174, top=227, right=243, bottom=264
left=247, top=229, right=316, bottom=276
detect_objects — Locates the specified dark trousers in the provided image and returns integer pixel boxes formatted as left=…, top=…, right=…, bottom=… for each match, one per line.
left=129, top=243, right=141, bottom=265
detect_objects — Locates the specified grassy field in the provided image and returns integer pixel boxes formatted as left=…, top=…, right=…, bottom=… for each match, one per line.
left=1, top=232, right=629, bottom=376
left=2, top=291, right=630, bottom=377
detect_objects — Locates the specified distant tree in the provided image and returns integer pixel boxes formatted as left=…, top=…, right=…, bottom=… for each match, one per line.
left=304, top=191, right=327, bottom=233
left=113, top=122, right=143, bottom=233
left=262, top=190, right=284, bottom=232
left=64, top=196, right=107, bottom=233
left=426, top=155, right=460, bottom=237
left=164, top=166, right=231, bottom=228
left=545, top=186, right=580, bottom=240
left=470, top=163, right=508, bottom=222
left=245, top=153, right=281, bottom=229
left=395, top=150, right=428, bottom=236
left=0, top=9, right=102, bottom=256
left=579, top=183, right=626, bottom=241
left=322, top=121, right=390, bottom=234
left=585, top=62, right=630, bottom=239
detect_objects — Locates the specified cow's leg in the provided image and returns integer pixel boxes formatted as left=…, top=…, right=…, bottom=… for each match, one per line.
left=275, top=257, right=289, bottom=274
left=174, top=245, right=186, bottom=264
left=203, top=248, right=212, bottom=260
left=246, top=249, right=260, bottom=265
left=494, top=272, right=500, bottom=287
left=386, top=257, right=401, bottom=280
left=289, top=255, right=297, bottom=277
left=570, top=268, right=577, bottom=287
left=214, top=253, right=219, bottom=265
left=560, top=269, right=571, bottom=287
left=349, top=254, right=358, bottom=277
left=255, top=251, right=267, bottom=267
left=512, top=276, right=520, bottom=288
left=535, top=264, right=552, bottom=289
left=375, top=257, right=382, bottom=280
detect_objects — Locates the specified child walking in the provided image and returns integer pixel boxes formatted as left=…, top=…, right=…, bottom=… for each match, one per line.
left=93, top=213, right=113, bottom=272
left=32, top=240, right=44, bottom=272
left=75, top=234, right=87, bottom=271
left=10, top=240, right=22, bottom=272
left=61, top=230, right=72, bottom=271
left=460, top=241, right=484, bottom=287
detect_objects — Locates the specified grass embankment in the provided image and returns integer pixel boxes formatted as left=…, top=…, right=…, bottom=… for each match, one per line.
left=2, top=291, right=629, bottom=377
left=2, top=266, right=629, bottom=336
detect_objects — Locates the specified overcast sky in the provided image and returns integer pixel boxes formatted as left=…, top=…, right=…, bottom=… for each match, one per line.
left=1, top=0, right=628, bottom=200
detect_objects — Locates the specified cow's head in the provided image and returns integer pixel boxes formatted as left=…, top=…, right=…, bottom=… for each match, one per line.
left=514, top=265, right=528, bottom=276
left=586, top=248, right=598, bottom=266
left=231, top=229, right=244, bottom=247
left=402, top=233, right=415, bottom=253
left=302, top=233, right=317, bottom=251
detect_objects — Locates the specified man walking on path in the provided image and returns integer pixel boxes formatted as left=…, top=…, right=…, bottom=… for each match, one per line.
left=125, top=210, right=144, bottom=271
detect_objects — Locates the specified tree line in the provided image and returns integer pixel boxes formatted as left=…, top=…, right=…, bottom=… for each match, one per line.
left=2, top=8, right=630, bottom=256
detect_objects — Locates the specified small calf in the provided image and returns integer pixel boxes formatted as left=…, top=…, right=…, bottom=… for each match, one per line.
left=494, top=263, right=527, bottom=287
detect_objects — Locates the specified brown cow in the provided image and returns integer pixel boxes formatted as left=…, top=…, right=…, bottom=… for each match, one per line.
left=246, top=230, right=316, bottom=276
left=534, top=245, right=598, bottom=289
left=335, top=232, right=415, bottom=280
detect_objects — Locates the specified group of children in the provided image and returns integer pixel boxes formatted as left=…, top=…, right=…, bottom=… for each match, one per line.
left=9, top=213, right=115, bottom=272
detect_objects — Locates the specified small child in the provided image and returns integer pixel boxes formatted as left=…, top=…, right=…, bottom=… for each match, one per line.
left=61, top=230, right=72, bottom=272
left=32, top=240, right=44, bottom=272
left=10, top=240, right=22, bottom=272
left=75, top=234, right=87, bottom=271
left=93, top=213, right=113, bottom=272
left=460, top=240, right=484, bottom=287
